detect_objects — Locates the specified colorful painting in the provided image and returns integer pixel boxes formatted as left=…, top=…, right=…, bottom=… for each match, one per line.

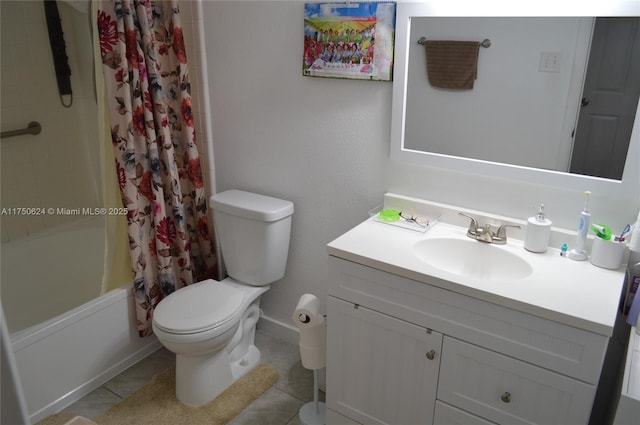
left=303, top=2, right=396, bottom=81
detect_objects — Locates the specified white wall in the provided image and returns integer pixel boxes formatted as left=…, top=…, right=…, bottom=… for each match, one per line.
left=0, top=1, right=101, bottom=243
left=202, top=1, right=640, bottom=328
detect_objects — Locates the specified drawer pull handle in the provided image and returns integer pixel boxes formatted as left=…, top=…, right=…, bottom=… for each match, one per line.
left=501, top=392, right=511, bottom=403
left=425, top=350, right=436, bottom=360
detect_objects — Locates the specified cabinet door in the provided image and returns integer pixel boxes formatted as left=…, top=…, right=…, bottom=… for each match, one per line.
left=434, top=401, right=498, bottom=425
left=327, top=296, right=443, bottom=425
left=438, top=337, right=595, bottom=425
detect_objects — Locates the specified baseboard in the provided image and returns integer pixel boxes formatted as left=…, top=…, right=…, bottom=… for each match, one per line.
left=257, top=314, right=300, bottom=345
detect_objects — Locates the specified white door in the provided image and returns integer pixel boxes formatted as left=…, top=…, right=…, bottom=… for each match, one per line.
left=326, top=296, right=443, bottom=425
left=570, top=17, right=640, bottom=180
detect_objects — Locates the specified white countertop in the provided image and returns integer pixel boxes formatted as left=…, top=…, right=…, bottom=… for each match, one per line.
left=327, top=218, right=625, bottom=336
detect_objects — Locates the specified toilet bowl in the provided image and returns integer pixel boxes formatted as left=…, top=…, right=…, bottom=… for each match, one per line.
left=151, top=190, right=294, bottom=406
left=152, top=279, right=268, bottom=406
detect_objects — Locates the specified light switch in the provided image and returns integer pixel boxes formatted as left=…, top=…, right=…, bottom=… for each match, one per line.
left=539, top=51, right=562, bottom=73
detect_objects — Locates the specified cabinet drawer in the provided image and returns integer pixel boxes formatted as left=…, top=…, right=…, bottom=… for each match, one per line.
left=329, top=256, right=608, bottom=384
left=438, top=337, right=595, bottom=425
left=434, top=401, right=497, bottom=425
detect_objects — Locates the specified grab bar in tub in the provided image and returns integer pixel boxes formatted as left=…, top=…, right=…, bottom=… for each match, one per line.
left=1, top=122, right=42, bottom=139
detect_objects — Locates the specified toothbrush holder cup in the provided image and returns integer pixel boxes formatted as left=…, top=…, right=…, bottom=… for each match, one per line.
left=590, top=237, right=627, bottom=270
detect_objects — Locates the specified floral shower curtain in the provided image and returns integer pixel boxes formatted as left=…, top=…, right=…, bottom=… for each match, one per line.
left=97, top=0, right=217, bottom=336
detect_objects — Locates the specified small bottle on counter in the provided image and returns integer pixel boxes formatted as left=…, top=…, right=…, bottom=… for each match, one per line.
left=560, top=243, right=568, bottom=257
left=524, top=203, right=552, bottom=253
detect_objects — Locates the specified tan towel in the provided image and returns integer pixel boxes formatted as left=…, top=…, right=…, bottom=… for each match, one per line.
left=424, top=40, right=480, bottom=89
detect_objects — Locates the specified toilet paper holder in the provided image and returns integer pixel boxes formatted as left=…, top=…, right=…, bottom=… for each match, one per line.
left=297, top=312, right=327, bottom=324
left=293, top=294, right=327, bottom=425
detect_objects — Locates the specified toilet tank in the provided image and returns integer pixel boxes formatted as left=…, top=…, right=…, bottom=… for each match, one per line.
left=211, top=190, right=294, bottom=286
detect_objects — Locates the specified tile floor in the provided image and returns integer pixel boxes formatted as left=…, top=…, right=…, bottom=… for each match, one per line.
left=61, top=330, right=323, bottom=425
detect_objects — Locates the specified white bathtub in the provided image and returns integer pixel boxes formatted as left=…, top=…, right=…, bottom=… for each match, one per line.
left=11, top=285, right=161, bottom=423
left=3, top=218, right=161, bottom=423
left=1, top=217, right=105, bottom=333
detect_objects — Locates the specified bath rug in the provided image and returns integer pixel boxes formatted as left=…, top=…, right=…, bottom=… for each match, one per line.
left=95, top=362, right=279, bottom=425
left=64, top=417, right=99, bottom=425
left=36, top=412, right=74, bottom=425
left=37, top=413, right=97, bottom=425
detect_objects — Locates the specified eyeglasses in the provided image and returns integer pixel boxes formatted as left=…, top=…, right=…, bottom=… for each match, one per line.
left=377, top=208, right=433, bottom=229
left=399, top=212, right=430, bottom=228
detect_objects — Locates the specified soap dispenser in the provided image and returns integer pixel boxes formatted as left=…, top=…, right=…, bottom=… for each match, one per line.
left=524, top=203, right=552, bottom=253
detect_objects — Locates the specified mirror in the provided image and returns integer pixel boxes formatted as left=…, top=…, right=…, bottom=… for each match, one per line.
left=391, top=2, right=640, bottom=199
left=405, top=16, right=639, bottom=181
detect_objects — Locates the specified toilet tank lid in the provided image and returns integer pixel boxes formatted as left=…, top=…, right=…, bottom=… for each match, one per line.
left=211, top=190, right=294, bottom=222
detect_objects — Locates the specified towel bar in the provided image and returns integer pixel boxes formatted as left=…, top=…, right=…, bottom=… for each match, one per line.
left=0, top=122, right=42, bottom=139
left=418, top=37, right=491, bottom=48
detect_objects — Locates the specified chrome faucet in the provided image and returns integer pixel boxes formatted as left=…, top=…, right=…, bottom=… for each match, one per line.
left=458, top=213, right=520, bottom=244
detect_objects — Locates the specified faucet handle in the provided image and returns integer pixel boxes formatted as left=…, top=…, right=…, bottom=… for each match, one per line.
left=458, top=212, right=479, bottom=233
left=495, top=224, right=521, bottom=240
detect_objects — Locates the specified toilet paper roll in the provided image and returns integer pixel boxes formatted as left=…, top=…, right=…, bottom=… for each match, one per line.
left=300, top=343, right=326, bottom=370
left=293, top=294, right=327, bottom=369
left=299, top=321, right=327, bottom=370
left=299, top=320, right=326, bottom=347
left=292, top=294, right=324, bottom=328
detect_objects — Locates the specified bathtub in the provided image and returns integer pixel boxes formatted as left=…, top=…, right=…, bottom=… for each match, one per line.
left=3, top=218, right=161, bottom=423
left=1, top=217, right=105, bottom=333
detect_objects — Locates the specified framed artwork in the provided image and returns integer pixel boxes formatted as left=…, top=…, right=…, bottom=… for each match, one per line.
left=303, top=2, right=396, bottom=81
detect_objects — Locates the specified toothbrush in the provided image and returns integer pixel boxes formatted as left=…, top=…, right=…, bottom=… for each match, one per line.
left=590, top=223, right=611, bottom=240
left=569, top=191, right=591, bottom=261
left=619, top=224, right=631, bottom=241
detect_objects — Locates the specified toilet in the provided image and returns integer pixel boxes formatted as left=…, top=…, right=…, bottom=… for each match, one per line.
left=152, top=190, right=294, bottom=406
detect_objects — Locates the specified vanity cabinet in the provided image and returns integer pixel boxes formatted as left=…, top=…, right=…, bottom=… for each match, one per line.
left=326, top=256, right=609, bottom=425
left=438, top=337, right=594, bottom=424
left=327, top=297, right=443, bottom=425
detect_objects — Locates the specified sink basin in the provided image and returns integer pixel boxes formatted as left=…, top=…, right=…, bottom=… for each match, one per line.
left=413, top=238, right=533, bottom=280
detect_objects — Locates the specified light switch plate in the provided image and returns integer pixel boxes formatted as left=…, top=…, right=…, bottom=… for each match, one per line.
left=539, top=51, right=562, bottom=73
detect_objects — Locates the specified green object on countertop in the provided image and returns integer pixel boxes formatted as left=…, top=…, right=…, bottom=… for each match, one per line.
left=591, top=223, right=612, bottom=240
left=379, top=209, right=401, bottom=222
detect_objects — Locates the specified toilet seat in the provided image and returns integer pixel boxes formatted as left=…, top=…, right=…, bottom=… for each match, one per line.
left=153, top=280, right=244, bottom=335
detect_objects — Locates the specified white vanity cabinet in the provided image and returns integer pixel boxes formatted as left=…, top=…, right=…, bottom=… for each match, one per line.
left=438, top=337, right=595, bottom=424
left=326, top=255, right=610, bottom=425
left=326, top=296, right=443, bottom=425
